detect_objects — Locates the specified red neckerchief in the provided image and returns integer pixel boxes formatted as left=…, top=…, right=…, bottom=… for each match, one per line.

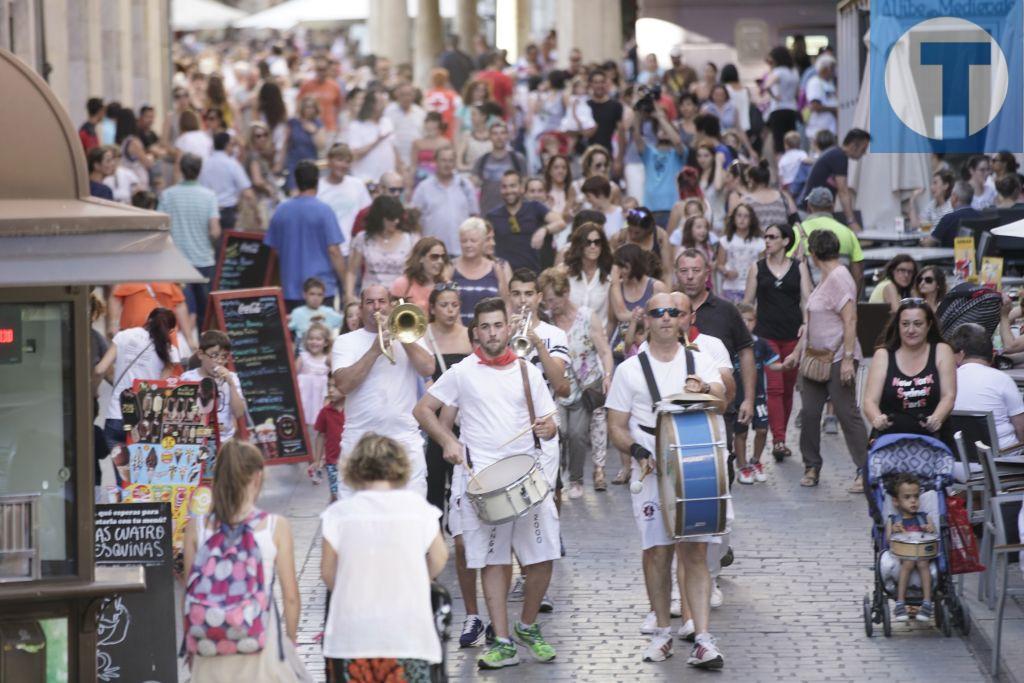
left=475, top=347, right=519, bottom=367
left=688, top=325, right=700, bottom=343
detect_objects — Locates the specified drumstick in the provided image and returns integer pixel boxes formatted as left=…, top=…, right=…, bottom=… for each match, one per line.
left=630, top=468, right=651, bottom=495
left=496, top=411, right=558, bottom=449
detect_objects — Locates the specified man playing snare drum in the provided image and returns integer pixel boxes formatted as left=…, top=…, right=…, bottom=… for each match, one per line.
left=606, top=291, right=728, bottom=669
left=414, top=297, right=561, bottom=670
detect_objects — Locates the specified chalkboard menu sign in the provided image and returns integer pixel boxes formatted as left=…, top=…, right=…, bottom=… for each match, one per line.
left=211, top=287, right=310, bottom=463
left=212, top=230, right=275, bottom=292
left=94, top=503, right=176, bottom=683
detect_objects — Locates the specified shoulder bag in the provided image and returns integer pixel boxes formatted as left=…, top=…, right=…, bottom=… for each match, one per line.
left=798, top=310, right=837, bottom=383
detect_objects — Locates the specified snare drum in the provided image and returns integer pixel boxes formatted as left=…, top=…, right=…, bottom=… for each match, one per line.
left=465, top=453, right=551, bottom=525
left=889, top=532, right=939, bottom=561
left=655, top=407, right=729, bottom=538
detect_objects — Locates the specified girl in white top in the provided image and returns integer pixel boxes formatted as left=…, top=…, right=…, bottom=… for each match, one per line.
left=321, top=434, right=448, bottom=675
left=716, top=203, right=766, bottom=302
left=560, top=222, right=613, bottom=330
left=184, top=440, right=301, bottom=683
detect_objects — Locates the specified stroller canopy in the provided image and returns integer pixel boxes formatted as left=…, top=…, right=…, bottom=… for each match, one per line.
left=867, top=433, right=955, bottom=487
left=936, top=282, right=1002, bottom=337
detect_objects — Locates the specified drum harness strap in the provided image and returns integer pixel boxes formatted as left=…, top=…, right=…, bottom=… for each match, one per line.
left=518, top=359, right=543, bottom=451
left=637, top=349, right=694, bottom=436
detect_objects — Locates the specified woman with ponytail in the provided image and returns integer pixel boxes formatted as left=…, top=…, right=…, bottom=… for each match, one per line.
left=184, top=440, right=303, bottom=681
left=732, top=159, right=795, bottom=229
left=93, top=306, right=181, bottom=454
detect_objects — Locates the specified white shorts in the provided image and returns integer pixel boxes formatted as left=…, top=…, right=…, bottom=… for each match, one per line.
left=631, top=460, right=728, bottom=550
left=447, top=468, right=468, bottom=537
left=338, top=433, right=427, bottom=500
left=461, top=496, right=561, bottom=569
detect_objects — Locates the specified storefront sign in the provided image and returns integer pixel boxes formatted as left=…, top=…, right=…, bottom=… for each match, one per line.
left=210, top=287, right=310, bottom=463
left=94, top=503, right=176, bottom=683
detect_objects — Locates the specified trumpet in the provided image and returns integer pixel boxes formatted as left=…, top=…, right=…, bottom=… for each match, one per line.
left=510, top=306, right=534, bottom=358
left=376, top=299, right=428, bottom=364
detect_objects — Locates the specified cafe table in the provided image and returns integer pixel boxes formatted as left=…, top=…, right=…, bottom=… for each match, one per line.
left=860, top=246, right=955, bottom=264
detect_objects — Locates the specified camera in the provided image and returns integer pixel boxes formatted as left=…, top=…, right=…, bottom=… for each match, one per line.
left=633, top=84, right=661, bottom=114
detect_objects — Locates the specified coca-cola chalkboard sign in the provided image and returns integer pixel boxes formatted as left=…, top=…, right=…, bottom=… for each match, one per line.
left=210, top=287, right=310, bottom=463
left=211, top=230, right=275, bottom=292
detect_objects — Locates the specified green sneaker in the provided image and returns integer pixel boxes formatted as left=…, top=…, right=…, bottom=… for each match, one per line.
left=477, top=640, right=520, bottom=669
left=513, top=622, right=556, bottom=662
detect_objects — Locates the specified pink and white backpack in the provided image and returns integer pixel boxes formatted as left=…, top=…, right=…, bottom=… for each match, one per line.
left=183, top=511, right=274, bottom=657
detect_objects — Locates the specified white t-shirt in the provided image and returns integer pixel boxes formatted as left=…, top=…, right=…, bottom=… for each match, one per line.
left=180, top=368, right=244, bottom=441
left=382, top=102, right=426, bottom=168
left=320, top=490, right=441, bottom=662
left=107, top=327, right=180, bottom=421
left=428, top=355, right=560, bottom=483
left=778, top=149, right=809, bottom=187
left=804, top=74, right=838, bottom=138
left=524, top=320, right=571, bottom=393
left=693, top=333, right=732, bottom=372
left=341, top=117, right=397, bottom=182
left=174, top=130, right=213, bottom=160
left=603, top=206, right=626, bottom=238
left=331, top=328, right=427, bottom=450
left=605, top=345, right=724, bottom=453
left=317, top=175, right=373, bottom=255
left=954, top=363, right=1024, bottom=450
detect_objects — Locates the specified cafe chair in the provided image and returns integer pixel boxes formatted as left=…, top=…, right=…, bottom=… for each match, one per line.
left=974, top=441, right=1024, bottom=609
left=986, top=491, right=1024, bottom=678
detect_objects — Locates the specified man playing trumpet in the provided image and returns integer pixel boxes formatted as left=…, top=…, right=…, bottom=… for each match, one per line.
left=605, top=292, right=728, bottom=668
left=414, top=297, right=561, bottom=670
left=333, top=284, right=435, bottom=497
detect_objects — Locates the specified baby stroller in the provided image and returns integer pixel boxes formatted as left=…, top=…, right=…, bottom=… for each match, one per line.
left=430, top=581, right=452, bottom=682
left=862, top=433, right=971, bottom=637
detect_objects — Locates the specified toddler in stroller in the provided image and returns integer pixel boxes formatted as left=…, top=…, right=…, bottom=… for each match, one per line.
left=863, top=433, right=969, bottom=637
left=885, top=473, right=937, bottom=622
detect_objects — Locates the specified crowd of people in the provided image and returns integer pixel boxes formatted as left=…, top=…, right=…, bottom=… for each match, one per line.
left=81, top=27, right=1024, bottom=681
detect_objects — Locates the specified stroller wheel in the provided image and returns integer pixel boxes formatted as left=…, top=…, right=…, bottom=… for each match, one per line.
left=939, top=600, right=953, bottom=637
left=881, top=599, right=892, bottom=637
left=957, top=600, right=971, bottom=636
left=862, top=594, right=873, bottom=637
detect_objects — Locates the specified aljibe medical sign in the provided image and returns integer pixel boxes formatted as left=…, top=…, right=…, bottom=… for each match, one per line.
left=871, top=0, right=1024, bottom=152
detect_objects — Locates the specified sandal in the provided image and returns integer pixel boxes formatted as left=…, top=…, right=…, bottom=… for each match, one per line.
left=772, top=443, right=791, bottom=462
left=847, top=474, right=864, bottom=494
left=611, top=468, right=630, bottom=485
left=800, top=467, right=820, bottom=487
left=593, top=467, right=607, bottom=491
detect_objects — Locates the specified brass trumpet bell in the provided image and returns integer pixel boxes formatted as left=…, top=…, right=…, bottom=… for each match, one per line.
left=510, top=307, right=534, bottom=358
left=377, top=299, right=427, bottom=363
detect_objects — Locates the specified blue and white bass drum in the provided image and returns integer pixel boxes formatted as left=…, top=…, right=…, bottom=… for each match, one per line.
left=655, top=394, right=730, bottom=538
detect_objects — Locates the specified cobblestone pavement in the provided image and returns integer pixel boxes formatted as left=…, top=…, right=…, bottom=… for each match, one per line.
left=266, top=425, right=990, bottom=682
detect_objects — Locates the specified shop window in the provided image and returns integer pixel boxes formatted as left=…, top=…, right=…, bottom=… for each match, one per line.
left=0, top=303, right=76, bottom=579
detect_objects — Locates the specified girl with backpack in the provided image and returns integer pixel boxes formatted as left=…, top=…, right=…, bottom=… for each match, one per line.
left=183, top=440, right=303, bottom=682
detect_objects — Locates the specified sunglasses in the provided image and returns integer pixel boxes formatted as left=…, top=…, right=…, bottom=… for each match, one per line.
left=434, top=282, right=459, bottom=292
left=647, top=307, right=683, bottom=318
left=900, top=297, right=926, bottom=306
left=427, top=252, right=447, bottom=261
left=764, top=233, right=781, bottom=241
left=917, top=275, right=935, bottom=284
left=584, top=238, right=602, bottom=246
left=509, top=215, right=521, bottom=234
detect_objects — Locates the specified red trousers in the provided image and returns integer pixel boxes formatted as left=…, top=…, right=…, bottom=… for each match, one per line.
left=763, top=337, right=799, bottom=443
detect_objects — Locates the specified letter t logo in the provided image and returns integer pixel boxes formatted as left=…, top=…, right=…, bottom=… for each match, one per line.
left=920, top=42, right=991, bottom=139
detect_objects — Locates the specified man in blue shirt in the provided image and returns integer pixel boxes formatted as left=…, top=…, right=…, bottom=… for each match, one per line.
left=264, top=160, right=347, bottom=310
left=199, top=132, right=256, bottom=230
left=633, top=104, right=687, bottom=227
left=922, top=180, right=979, bottom=248
left=485, top=170, right=564, bottom=272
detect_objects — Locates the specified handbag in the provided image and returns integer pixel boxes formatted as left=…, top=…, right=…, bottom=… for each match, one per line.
left=946, top=494, right=986, bottom=575
left=799, top=346, right=835, bottom=383
left=580, top=378, right=605, bottom=412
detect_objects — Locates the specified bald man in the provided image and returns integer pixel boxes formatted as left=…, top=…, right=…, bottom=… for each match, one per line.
left=605, top=292, right=727, bottom=669
left=332, top=284, right=435, bottom=497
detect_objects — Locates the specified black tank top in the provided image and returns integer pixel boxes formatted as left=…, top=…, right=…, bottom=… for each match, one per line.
left=877, top=343, right=948, bottom=440
left=752, top=259, right=802, bottom=340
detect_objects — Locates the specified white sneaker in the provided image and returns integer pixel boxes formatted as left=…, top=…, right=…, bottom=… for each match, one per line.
left=510, top=576, right=524, bottom=601
left=710, top=580, right=723, bottom=608
left=640, top=611, right=657, bottom=635
left=643, top=633, right=673, bottom=662
left=687, top=634, right=724, bottom=669
left=753, top=462, right=767, bottom=482
left=670, top=598, right=681, bottom=618
left=567, top=482, right=584, bottom=499
left=676, top=619, right=696, bottom=641
left=737, top=466, right=754, bottom=485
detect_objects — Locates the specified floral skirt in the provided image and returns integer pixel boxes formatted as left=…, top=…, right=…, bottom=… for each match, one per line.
left=327, top=658, right=432, bottom=683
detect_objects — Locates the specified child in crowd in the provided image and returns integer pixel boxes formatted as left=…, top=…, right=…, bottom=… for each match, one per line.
left=297, top=321, right=332, bottom=484
left=777, top=130, right=808, bottom=194
left=320, top=434, right=447, bottom=678
left=524, top=176, right=548, bottom=204
left=288, top=277, right=343, bottom=346
left=715, top=203, right=764, bottom=302
left=181, top=330, right=247, bottom=447
left=734, top=304, right=782, bottom=485
left=886, top=472, right=936, bottom=622
left=313, top=383, right=346, bottom=502
left=622, top=308, right=648, bottom=359
left=341, top=301, right=362, bottom=333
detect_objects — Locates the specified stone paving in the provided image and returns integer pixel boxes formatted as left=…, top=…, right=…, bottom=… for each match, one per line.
left=262, top=421, right=993, bottom=682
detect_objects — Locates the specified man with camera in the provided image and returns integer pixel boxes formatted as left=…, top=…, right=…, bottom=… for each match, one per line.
left=631, top=96, right=687, bottom=228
